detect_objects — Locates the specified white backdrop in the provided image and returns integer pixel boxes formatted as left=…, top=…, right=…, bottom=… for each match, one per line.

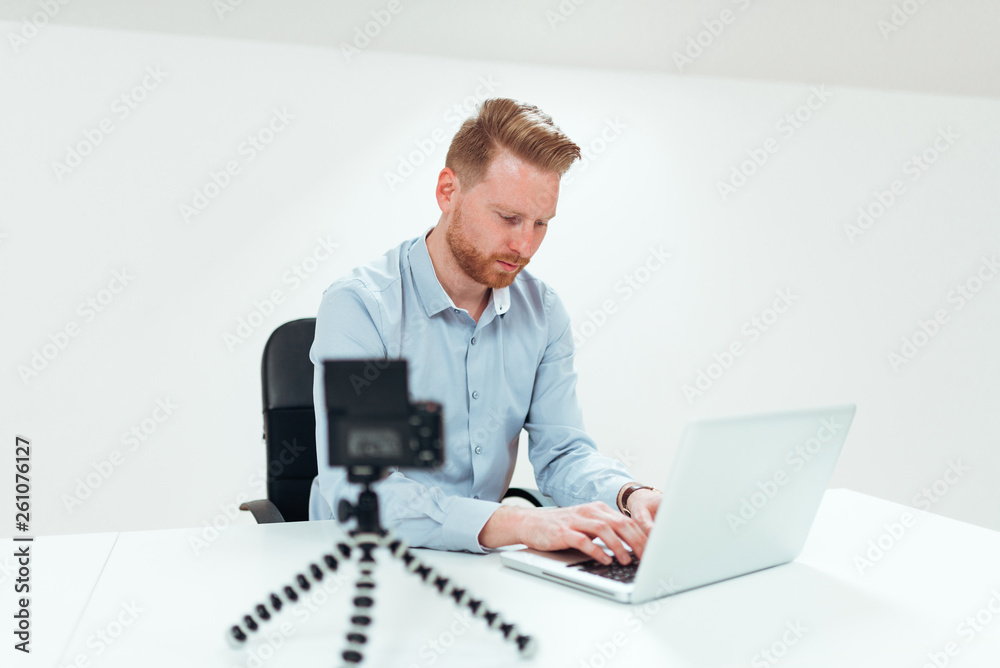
left=2, top=22, right=998, bottom=542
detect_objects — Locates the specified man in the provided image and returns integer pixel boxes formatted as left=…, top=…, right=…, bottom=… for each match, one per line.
left=308, top=98, right=661, bottom=566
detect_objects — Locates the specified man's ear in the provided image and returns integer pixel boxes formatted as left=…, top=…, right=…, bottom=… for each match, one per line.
left=436, top=167, right=459, bottom=213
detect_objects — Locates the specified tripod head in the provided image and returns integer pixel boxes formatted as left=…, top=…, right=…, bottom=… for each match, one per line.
left=337, top=466, right=390, bottom=536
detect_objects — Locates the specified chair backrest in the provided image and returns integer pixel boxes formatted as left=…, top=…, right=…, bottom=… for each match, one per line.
left=261, top=318, right=319, bottom=522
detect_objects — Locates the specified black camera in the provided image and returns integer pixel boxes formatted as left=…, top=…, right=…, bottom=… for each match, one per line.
left=323, top=359, right=444, bottom=482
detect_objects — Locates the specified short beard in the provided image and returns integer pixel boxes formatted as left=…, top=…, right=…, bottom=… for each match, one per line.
left=445, top=201, right=528, bottom=289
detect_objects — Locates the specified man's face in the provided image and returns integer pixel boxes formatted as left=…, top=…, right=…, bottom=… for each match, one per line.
left=445, top=151, right=559, bottom=289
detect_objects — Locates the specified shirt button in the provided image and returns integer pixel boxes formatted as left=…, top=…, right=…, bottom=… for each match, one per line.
left=453, top=308, right=460, bottom=314
left=472, top=391, right=480, bottom=400
left=471, top=337, right=477, bottom=345
left=475, top=446, right=482, bottom=455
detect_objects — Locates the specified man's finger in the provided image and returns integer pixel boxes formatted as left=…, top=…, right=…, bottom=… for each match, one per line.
left=587, top=521, right=635, bottom=565
left=631, top=505, right=655, bottom=536
left=625, top=514, right=651, bottom=559
left=568, top=532, right=613, bottom=565
left=568, top=517, right=628, bottom=563
left=611, top=515, right=648, bottom=560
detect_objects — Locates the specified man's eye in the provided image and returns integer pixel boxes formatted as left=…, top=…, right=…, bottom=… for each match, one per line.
left=501, top=215, right=516, bottom=222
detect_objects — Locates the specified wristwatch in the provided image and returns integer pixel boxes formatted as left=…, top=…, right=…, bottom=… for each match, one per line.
left=617, top=483, right=661, bottom=517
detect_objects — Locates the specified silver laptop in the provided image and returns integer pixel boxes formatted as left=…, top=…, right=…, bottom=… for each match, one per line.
left=500, top=404, right=857, bottom=604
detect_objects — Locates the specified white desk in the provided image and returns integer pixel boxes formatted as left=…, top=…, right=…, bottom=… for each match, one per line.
left=14, top=489, right=1000, bottom=667
left=2, top=531, right=118, bottom=668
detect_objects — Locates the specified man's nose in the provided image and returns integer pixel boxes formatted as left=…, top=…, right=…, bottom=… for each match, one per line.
left=510, top=225, right=533, bottom=257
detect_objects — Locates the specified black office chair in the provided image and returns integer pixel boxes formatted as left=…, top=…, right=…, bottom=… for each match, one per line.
left=241, top=318, right=552, bottom=524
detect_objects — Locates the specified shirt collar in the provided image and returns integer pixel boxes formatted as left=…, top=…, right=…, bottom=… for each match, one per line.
left=409, top=227, right=511, bottom=318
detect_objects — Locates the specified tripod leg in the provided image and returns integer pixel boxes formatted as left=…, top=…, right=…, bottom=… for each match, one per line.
left=226, top=542, right=354, bottom=648
left=339, top=533, right=381, bottom=665
left=386, top=535, right=537, bottom=658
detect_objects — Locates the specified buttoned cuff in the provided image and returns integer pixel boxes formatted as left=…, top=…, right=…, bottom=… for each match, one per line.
left=601, top=474, right=636, bottom=514
left=443, top=496, right=502, bottom=554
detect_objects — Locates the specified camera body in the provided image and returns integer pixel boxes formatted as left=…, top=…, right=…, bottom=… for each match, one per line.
left=323, top=359, right=444, bottom=478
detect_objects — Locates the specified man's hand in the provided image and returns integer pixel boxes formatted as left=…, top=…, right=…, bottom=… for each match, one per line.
left=478, top=502, right=649, bottom=565
left=624, top=489, right=662, bottom=535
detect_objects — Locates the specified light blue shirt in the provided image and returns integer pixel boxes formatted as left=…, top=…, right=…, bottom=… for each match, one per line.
left=307, top=229, right=634, bottom=553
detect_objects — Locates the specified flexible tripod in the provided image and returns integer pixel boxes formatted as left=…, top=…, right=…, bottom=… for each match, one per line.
left=226, top=475, right=537, bottom=665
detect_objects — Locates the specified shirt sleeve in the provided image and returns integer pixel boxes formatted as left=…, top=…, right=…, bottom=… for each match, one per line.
left=308, top=279, right=500, bottom=553
left=524, top=286, right=635, bottom=510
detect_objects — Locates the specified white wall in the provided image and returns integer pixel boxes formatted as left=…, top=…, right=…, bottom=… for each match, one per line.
left=2, top=0, right=998, bottom=98
left=1, top=21, right=998, bottom=540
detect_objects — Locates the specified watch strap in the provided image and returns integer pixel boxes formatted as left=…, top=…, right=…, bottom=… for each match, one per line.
left=618, top=483, right=659, bottom=517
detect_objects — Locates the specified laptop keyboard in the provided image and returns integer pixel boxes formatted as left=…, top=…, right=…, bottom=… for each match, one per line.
left=572, top=556, right=640, bottom=583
